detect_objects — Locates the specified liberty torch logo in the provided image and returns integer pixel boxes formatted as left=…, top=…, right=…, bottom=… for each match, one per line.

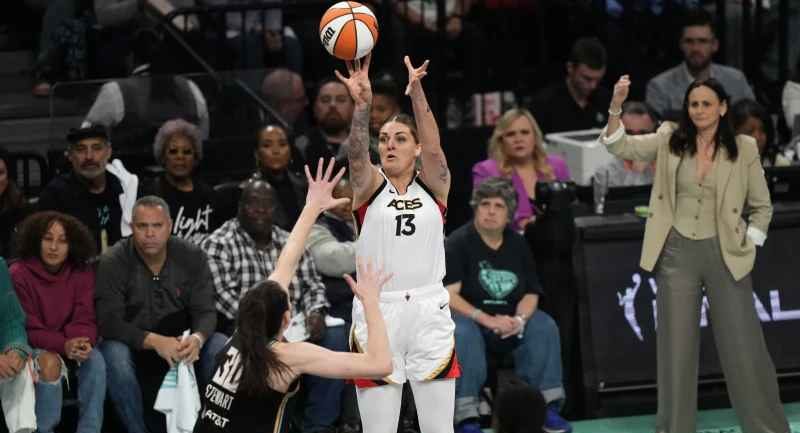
left=617, top=273, right=800, bottom=341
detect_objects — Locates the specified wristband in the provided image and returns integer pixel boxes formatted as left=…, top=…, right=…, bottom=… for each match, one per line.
left=469, top=308, right=482, bottom=321
left=608, top=107, right=622, bottom=117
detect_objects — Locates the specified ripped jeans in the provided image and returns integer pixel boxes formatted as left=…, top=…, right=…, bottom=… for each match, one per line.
left=33, top=348, right=106, bottom=433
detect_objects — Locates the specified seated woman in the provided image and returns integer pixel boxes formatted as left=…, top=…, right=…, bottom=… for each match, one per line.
left=0, top=148, right=31, bottom=258
left=10, top=211, right=105, bottom=433
left=252, top=124, right=308, bottom=230
left=729, top=99, right=791, bottom=167
left=0, top=256, right=36, bottom=433
left=472, top=108, right=571, bottom=233
left=140, top=118, right=220, bottom=244
left=194, top=158, right=392, bottom=433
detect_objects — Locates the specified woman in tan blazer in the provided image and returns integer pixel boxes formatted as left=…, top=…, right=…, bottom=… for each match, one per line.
left=601, top=77, right=789, bottom=433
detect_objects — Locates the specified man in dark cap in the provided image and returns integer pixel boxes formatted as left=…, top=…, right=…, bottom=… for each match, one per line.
left=38, top=125, right=139, bottom=252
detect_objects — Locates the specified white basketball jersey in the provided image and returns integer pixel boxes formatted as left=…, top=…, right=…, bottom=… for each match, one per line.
left=354, top=170, right=446, bottom=292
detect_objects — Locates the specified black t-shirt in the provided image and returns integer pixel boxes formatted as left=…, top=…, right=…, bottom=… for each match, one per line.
left=530, top=80, right=612, bottom=134
left=140, top=176, right=220, bottom=244
left=38, top=172, right=123, bottom=252
left=194, top=338, right=300, bottom=433
left=444, top=222, right=542, bottom=316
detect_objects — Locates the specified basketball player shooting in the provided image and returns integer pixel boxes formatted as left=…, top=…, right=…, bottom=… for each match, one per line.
left=335, top=53, right=459, bottom=433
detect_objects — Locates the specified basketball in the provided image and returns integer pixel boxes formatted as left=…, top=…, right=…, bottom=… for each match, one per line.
left=319, top=1, right=379, bottom=61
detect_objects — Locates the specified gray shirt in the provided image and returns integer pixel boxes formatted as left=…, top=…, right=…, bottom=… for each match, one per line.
left=84, top=79, right=210, bottom=140
left=95, top=237, right=217, bottom=348
left=646, top=62, right=755, bottom=119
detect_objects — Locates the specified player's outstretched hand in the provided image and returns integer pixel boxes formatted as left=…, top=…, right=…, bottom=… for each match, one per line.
left=404, top=55, right=429, bottom=96
left=344, top=258, right=392, bottom=302
left=611, top=74, right=631, bottom=109
left=304, top=158, right=349, bottom=212
left=335, top=53, right=373, bottom=107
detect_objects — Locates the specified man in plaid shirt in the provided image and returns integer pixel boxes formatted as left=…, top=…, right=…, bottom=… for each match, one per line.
left=201, top=178, right=348, bottom=433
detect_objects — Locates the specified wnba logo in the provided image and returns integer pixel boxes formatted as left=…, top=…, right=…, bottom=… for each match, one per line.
left=322, top=27, right=336, bottom=47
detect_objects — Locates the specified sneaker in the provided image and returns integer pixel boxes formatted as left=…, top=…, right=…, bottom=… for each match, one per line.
left=455, top=421, right=482, bottom=433
left=543, top=405, right=572, bottom=433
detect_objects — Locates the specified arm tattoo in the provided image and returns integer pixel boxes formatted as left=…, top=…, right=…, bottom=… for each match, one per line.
left=435, top=153, right=450, bottom=183
left=347, top=106, right=371, bottom=189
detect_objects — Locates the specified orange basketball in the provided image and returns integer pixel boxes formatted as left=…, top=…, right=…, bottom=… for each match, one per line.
left=319, top=1, right=379, bottom=61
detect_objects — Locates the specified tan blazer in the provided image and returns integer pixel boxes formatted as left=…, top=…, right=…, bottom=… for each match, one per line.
left=603, top=122, right=773, bottom=281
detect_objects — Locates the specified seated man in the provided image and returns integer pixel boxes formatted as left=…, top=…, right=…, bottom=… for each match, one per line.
left=593, top=101, right=658, bottom=187
left=0, top=257, right=36, bottom=433
left=201, top=177, right=346, bottom=433
left=530, top=37, right=611, bottom=134
left=38, top=125, right=138, bottom=253
left=95, top=196, right=224, bottom=433
left=445, top=178, right=570, bottom=433
left=646, top=8, right=754, bottom=120
left=307, top=176, right=356, bottom=322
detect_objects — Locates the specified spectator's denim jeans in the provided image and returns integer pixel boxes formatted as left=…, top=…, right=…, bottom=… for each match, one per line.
left=453, top=310, right=565, bottom=424
left=35, top=348, right=106, bottom=433
left=303, top=324, right=348, bottom=433
left=99, top=333, right=229, bottom=433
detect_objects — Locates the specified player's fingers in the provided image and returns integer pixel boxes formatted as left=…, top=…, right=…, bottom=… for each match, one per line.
left=316, top=158, right=324, bottom=180
left=420, top=59, right=429, bottom=72
left=404, top=55, right=413, bottom=71
left=331, top=166, right=347, bottom=186
left=343, top=274, right=357, bottom=291
left=363, top=52, right=372, bottom=71
left=324, top=157, right=336, bottom=181
left=334, top=69, right=348, bottom=84
left=304, top=164, right=313, bottom=183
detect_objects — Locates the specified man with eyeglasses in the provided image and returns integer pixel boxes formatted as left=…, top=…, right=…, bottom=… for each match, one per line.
left=594, top=101, right=659, bottom=187
left=646, top=8, right=754, bottom=121
left=38, top=125, right=138, bottom=252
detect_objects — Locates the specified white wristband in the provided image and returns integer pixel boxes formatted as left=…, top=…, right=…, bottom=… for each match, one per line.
left=470, top=308, right=482, bottom=321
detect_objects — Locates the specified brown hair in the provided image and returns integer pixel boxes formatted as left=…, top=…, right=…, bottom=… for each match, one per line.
left=0, top=149, right=25, bottom=213
left=15, top=211, right=97, bottom=264
left=487, top=108, right=554, bottom=180
left=381, top=113, right=419, bottom=143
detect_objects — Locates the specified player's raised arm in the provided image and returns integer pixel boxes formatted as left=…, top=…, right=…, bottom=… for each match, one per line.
left=335, top=54, right=382, bottom=207
left=404, top=56, right=450, bottom=204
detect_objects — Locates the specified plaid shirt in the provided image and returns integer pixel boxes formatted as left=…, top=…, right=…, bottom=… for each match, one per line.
left=201, top=219, right=328, bottom=320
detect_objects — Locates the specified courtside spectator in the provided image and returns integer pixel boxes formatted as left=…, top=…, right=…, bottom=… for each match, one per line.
left=593, top=101, right=659, bottom=187
left=11, top=212, right=105, bottom=433
left=730, top=99, right=791, bottom=167
left=83, top=28, right=209, bottom=155
left=295, top=79, right=355, bottom=167
left=38, top=125, right=138, bottom=253
left=531, top=37, right=612, bottom=134
left=646, top=8, right=754, bottom=120
left=253, top=124, right=308, bottom=230
left=201, top=177, right=346, bottom=433
left=370, top=78, right=401, bottom=147
left=306, top=176, right=356, bottom=322
left=139, top=119, right=221, bottom=243
left=0, top=148, right=31, bottom=258
left=445, top=178, right=570, bottom=433
left=261, top=68, right=310, bottom=132
left=95, top=196, right=224, bottom=433
left=473, top=109, right=571, bottom=232
left=0, top=257, right=36, bottom=433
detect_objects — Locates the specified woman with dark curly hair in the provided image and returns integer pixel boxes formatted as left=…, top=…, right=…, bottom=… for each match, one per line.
left=9, top=211, right=106, bottom=433
left=0, top=147, right=31, bottom=258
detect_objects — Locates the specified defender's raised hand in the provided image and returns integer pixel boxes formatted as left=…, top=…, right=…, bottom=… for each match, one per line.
left=304, top=158, right=349, bottom=213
